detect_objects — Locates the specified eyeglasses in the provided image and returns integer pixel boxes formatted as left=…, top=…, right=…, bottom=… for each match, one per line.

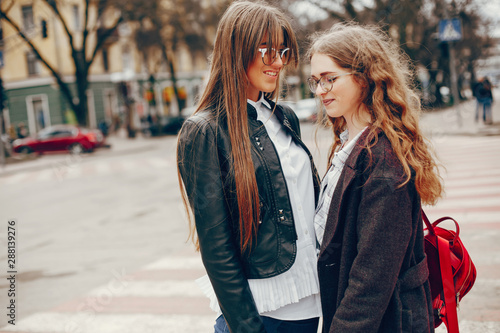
left=258, top=47, right=290, bottom=66
left=307, top=72, right=352, bottom=93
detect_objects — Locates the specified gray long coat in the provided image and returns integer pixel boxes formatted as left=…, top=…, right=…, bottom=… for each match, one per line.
left=318, top=130, right=434, bottom=333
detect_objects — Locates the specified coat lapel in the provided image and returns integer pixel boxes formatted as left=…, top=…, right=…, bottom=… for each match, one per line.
left=318, top=128, right=375, bottom=256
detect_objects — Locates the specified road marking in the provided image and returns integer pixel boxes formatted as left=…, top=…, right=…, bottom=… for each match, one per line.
left=87, top=280, right=204, bottom=298
left=0, top=312, right=215, bottom=333
left=144, top=256, right=204, bottom=270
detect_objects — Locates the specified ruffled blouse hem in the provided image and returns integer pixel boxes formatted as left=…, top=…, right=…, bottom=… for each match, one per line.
left=195, top=245, right=320, bottom=314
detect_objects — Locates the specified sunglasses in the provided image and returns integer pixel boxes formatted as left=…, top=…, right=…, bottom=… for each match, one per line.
left=258, top=47, right=290, bottom=66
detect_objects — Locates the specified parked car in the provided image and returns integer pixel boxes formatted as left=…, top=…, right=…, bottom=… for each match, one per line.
left=295, top=98, right=318, bottom=122
left=140, top=115, right=185, bottom=137
left=12, top=125, right=106, bottom=155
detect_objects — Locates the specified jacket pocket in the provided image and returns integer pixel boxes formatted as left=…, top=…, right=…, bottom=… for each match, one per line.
left=246, top=200, right=279, bottom=265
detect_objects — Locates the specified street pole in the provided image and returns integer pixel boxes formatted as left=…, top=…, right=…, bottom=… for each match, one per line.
left=0, top=109, right=5, bottom=167
left=448, top=42, right=462, bottom=127
left=0, top=76, right=5, bottom=167
left=441, top=4, right=462, bottom=127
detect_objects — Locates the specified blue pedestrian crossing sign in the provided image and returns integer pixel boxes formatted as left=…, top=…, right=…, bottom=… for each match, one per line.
left=439, top=19, right=462, bottom=42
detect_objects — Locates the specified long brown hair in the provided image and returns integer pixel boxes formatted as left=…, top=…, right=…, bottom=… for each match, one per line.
left=308, top=23, right=443, bottom=205
left=177, top=0, right=299, bottom=251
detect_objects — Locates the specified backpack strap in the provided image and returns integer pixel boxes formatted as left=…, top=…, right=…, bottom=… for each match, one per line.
left=422, top=209, right=460, bottom=332
left=437, top=234, right=460, bottom=333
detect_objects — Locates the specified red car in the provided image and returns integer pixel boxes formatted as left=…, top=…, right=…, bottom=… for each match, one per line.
left=13, top=125, right=106, bottom=155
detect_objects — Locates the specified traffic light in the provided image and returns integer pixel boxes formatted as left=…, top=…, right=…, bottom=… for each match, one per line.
left=41, top=20, right=47, bottom=38
left=0, top=77, right=5, bottom=110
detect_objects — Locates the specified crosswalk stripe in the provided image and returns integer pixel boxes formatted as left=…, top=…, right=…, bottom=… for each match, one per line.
left=2, top=172, right=31, bottom=185
left=87, top=280, right=204, bottom=298
left=144, top=256, right=204, bottom=270
left=96, top=161, right=115, bottom=175
left=443, top=166, right=500, bottom=177
left=430, top=197, right=500, bottom=210
left=421, top=210, right=499, bottom=224
left=443, top=186, right=500, bottom=198
left=0, top=312, right=216, bottom=333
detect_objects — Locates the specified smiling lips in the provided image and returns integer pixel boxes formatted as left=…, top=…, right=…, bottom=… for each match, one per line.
left=323, top=98, right=335, bottom=106
left=264, top=70, right=279, bottom=78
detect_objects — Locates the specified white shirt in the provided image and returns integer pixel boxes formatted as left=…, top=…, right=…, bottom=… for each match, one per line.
left=314, top=127, right=368, bottom=247
left=197, top=95, right=321, bottom=320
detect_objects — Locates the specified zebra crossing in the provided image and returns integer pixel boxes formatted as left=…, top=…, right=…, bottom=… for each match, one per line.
left=426, top=136, right=500, bottom=333
left=0, top=248, right=216, bottom=333
left=0, top=135, right=499, bottom=333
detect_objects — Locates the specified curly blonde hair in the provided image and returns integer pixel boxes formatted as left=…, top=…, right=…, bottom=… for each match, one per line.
left=308, top=22, right=443, bottom=205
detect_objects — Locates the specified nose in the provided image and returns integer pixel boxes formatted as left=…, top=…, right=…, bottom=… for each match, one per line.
left=272, top=55, right=284, bottom=68
left=315, top=82, right=324, bottom=96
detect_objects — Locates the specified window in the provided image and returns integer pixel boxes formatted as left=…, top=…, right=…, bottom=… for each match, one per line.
left=21, top=6, right=35, bottom=31
left=72, top=5, right=81, bottom=31
left=26, top=51, right=40, bottom=76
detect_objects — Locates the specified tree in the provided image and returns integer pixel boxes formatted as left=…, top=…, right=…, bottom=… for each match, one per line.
left=114, top=0, right=229, bottom=113
left=300, top=0, right=493, bottom=107
left=0, top=0, right=124, bottom=126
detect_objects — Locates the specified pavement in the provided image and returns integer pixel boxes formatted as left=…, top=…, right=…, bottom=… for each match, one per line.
left=419, top=90, right=500, bottom=139
left=1, top=91, right=499, bottom=333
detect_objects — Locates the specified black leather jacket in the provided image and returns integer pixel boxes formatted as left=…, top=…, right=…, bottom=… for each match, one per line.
left=177, top=100, right=320, bottom=332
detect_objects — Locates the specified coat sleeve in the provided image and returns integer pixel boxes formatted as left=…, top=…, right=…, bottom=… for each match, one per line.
left=177, top=118, right=266, bottom=333
left=329, top=174, right=415, bottom=332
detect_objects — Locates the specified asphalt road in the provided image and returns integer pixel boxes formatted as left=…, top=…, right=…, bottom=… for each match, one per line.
left=0, top=111, right=499, bottom=332
left=0, top=133, right=187, bottom=326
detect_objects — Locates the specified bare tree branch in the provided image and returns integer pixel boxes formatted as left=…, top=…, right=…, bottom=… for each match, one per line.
left=305, top=0, right=349, bottom=21
left=88, top=15, right=123, bottom=67
left=82, top=0, right=90, bottom=60
left=1, top=0, right=15, bottom=14
left=0, top=10, right=75, bottom=111
left=43, top=0, right=76, bottom=51
left=343, top=0, right=358, bottom=20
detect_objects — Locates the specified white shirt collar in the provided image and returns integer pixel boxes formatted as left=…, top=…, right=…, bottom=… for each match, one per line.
left=247, top=93, right=272, bottom=111
left=332, top=127, right=368, bottom=166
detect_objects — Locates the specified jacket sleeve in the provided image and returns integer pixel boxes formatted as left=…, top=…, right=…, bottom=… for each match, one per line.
left=329, top=171, right=415, bottom=332
left=177, top=118, right=266, bottom=333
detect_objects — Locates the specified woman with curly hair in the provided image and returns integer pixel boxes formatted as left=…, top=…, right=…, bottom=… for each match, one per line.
left=308, top=23, right=443, bottom=332
left=177, top=1, right=322, bottom=332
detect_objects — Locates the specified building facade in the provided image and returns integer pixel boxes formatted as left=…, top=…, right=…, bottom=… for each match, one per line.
left=0, top=0, right=208, bottom=137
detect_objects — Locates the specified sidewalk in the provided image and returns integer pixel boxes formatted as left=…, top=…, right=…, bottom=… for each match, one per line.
left=420, top=88, right=500, bottom=138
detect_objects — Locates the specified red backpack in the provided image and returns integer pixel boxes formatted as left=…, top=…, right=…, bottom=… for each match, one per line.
left=423, top=210, right=477, bottom=333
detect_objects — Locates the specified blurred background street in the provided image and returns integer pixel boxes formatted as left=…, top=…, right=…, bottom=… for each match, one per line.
left=0, top=89, right=499, bottom=332
left=0, top=0, right=499, bottom=332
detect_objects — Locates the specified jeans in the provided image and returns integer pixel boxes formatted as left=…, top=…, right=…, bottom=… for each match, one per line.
left=214, top=314, right=319, bottom=333
left=475, top=98, right=493, bottom=123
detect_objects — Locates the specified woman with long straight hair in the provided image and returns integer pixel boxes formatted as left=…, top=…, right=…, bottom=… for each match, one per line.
left=177, top=1, right=322, bottom=332
left=308, top=23, right=443, bottom=332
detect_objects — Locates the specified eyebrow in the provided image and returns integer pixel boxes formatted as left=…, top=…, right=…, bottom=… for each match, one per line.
left=311, top=71, right=336, bottom=79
